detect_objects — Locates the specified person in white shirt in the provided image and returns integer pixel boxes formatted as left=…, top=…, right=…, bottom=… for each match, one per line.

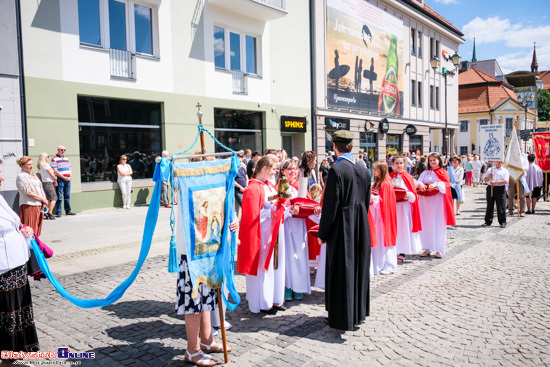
left=481, top=161, right=509, bottom=228
left=471, top=155, right=482, bottom=187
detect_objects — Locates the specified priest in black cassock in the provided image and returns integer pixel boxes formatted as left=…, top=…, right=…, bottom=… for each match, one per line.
left=318, top=130, right=371, bottom=331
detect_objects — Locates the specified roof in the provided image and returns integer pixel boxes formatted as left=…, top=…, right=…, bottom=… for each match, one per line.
left=459, top=68, right=536, bottom=115
left=538, top=70, right=550, bottom=89
left=398, top=0, right=464, bottom=37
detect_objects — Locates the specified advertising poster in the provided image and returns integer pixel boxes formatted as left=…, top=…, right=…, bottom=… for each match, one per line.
left=533, top=132, right=550, bottom=172
left=479, top=125, right=505, bottom=161
left=326, top=0, right=404, bottom=116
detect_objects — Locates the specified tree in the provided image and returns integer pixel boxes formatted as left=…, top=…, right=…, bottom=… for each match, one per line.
left=538, top=88, right=550, bottom=122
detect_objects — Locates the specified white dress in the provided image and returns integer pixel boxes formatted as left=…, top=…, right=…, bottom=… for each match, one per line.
left=283, top=185, right=311, bottom=294
left=245, top=184, right=286, bottom=312
left=392, top=173, right=422, bottom=255
left=417, top=170, right=448, bottom=255
left=369, top=194, right=397, bottom=275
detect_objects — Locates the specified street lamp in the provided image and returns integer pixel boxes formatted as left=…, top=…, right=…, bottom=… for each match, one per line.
left=431, top=51, right=461, bottom=155
left=517, top=93, right=535, bottom=151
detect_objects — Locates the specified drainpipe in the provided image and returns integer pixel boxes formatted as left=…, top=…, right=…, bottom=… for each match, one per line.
left=309, top=0, right=317, bottom=152
left=15, top=0, right=28, bottom=155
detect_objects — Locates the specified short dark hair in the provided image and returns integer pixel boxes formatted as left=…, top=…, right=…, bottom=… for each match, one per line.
left=528, top=153, right=536, bottom=163
left=333, top=141, right=353, bottom=153
left=252, top=151, right=260, bottom=158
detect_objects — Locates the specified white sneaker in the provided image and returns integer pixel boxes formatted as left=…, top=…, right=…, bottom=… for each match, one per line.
left=224, top=321, right=232, bottom=330
left=211, top=327, right=218, bottom=336
left=379, top=270, right=393, bottom=275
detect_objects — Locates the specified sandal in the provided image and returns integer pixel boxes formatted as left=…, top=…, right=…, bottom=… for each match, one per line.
left=184, top=350, right=217, bottom=366
left=397, top=254, right=406, bottom=263
left=420, top=250, right=430, bottom=257
left=434, top=252, right=443, bottom=259
left=200, top=341, right=232, bottom=354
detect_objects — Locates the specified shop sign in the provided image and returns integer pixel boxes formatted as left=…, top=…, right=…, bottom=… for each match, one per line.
left=405, top=124, right=417, bottom=136
left=379, top=118, right=389, bottom=133
left=325, top=117, right=350, bottom=131
left=365, top=121, right=374, bottom=132
left=281, top=116, right=307, bottom=133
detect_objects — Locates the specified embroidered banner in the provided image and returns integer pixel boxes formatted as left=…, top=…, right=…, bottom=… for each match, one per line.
left=533, top=132, right=550, bottom=172
left=174, top=156, right=240, bottom=309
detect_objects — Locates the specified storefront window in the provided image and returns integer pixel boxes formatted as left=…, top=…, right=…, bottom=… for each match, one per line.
left=214, top=109, right=263, bottom=153
left=386, top=134, right=401, bottom=156
left=409, top=135, right=422, bottom=156
left=360, top=132, right=377, bottom=177
left=78, top=96, right=162, bottom=182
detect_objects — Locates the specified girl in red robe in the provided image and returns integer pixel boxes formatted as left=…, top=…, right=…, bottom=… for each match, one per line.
left=237, top=156, right=290, bottom=314
left=370, top=161, right=397, bottom=275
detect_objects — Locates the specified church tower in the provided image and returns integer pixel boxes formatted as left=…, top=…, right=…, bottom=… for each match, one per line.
left=531, top=42, right=538, bottom=74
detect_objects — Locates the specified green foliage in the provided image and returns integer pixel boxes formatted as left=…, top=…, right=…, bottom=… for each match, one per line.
left=277, top=176, right=291, bottom=198
left=538, top=89, right=550, bottom=122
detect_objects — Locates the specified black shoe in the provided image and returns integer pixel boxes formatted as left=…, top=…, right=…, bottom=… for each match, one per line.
left=47, top=213, right=56, bottom=220
left=500, top=223, right=506, bottom=228
left=43, top=214, right=49, bottom=220
left=56, top=214, right=62, bottom=218
left=65, top=212, right=76, bottom=216
left=525, top=211, right=531, bottom=214
left=481, top=223, right=491, bottom=227
left=260, top=308, right=277, bottom=315
left=273, top=304, right=287, bottom=312
left=532, top=210, right=535, bottom=214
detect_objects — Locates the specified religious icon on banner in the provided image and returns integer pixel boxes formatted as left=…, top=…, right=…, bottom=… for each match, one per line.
left=191, top=185, right=226, bottom=256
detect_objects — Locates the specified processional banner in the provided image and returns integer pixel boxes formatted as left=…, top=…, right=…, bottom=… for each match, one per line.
left=479, top=125, right=505, bottom=161
left=533, top=132, right=550, bottom=172
left=174, top=156, right=240, bottom=309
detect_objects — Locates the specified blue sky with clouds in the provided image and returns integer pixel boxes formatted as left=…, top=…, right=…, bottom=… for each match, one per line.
left=427, top=0, right=550, bottom=74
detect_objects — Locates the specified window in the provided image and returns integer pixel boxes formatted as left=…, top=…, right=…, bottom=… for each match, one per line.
left=214, top=109, right=263, bottom=153
left=78, top=0, right=101, bottom=46
left=430, top=85, right=434, bottom=109
left=417, top=31, right=422, bottom=58
left=411, top=80, right=416, bottom=106
left=436, top=40, right=440, bottom=59
left=506, top=118, right=514, bottom=137
left=435, top=87, right=440, bottom=110
left=460, top=146, right=468, bottom=155
left=479, top=119, right=488, bottom=126
left=78, top=0, right=158, bottom=56
left=460, top=120, right=468, bottom=132
left=77, top=96, right=162, bottom=182
left=418, top=81, right=422, bottom=107
left=214, top=26, right=259, bottom=75
left=411, top=28, right=416, bottom=55
left=430, top=37, right=435, bottom=58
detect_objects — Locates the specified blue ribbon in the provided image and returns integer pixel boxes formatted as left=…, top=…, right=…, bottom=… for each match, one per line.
left=447, top=166, right=464, bottom=203
left=30, top=158, right=170, bottom=308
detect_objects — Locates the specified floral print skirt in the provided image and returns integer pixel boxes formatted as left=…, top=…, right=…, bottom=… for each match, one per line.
left=0, top=264, right=39, bottom=353
left=175, top=255, right=217, bottom=315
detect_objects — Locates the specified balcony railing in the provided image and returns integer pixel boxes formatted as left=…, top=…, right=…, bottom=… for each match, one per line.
left=254, top=0, right=285, bottom=10
left=232, top=70, right=246, bottom=94
left=110, top=49, right=135, bottom=80
left=209, top=0, right=287, bottom=21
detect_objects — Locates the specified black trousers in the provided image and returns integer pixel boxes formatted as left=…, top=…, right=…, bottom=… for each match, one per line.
left=485, top=185, right=506, bottom=225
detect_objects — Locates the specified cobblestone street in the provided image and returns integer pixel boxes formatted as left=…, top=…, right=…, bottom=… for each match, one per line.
left=29, top=186, right=550, bottom=366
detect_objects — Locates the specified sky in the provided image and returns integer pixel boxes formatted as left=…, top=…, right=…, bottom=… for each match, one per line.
left=427, top=0, right=550, bottom=74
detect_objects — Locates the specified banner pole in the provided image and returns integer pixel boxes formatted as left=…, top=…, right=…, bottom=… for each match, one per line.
left=546, top=174, right=548, bottom=202
left=196, top=102, right=228, bottom=363
left=517, top=180, right=520, bottom=220
left=491, top=162, right=494, bottom=197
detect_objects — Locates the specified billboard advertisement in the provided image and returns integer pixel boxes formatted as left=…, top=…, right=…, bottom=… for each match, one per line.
left=326, top=0, right=404, bottom=116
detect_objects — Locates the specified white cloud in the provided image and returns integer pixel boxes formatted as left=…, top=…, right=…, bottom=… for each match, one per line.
left=462, top=17, right=550, bottom=71
left=432, top=0, right=459, bottom=4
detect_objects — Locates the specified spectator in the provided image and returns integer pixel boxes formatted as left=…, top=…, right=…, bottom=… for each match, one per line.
left=15, top=156, right=48, bottom=236
left=405, top=152, right=414, bottom=174
left=37, top=152, right=57, bottom=220
left=52, top=145, right=76, bottom=217
left=319, top=158, right=330, bottom=187
left=129, top=151, right=145, bottom=178
left=246, top=151, right=260, bottom=179
left=235, top=153, right=248, bottom=214
left=160, top=150, right=172, bottom=208
left=327, top=151, right=335, bottom=167
left=417, top=156, right=427, bottom=176
left=117, top=155, right=133, bottom=209
left=0, top=159, right=40, bottom=363
left=386, top=154, right=393, bottom=173
left=243, top=149, right=252, bottom=165
left=299, top=151, right=317, bottom=191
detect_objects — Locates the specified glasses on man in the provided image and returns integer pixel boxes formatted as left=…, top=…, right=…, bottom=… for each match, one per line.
left=59, top=149, right=66, bottom=151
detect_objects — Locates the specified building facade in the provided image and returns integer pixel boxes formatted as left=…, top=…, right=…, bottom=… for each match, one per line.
left=457, top=68, right=537, bottom=156
left=19, top=0, right=311, bottom=210
left=312, top=0, right=464, bottom=168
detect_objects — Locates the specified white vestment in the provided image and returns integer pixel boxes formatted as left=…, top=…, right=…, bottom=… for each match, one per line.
left=392, top=173, right=422, bottom=255
left=417, top=170, right=448, bottom=255
left=370, top=195, right=397, bottom=275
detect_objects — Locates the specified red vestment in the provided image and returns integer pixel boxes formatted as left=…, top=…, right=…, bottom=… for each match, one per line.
left=236, top=180, right=265, bottom=276
left=389, top=171, right=422, bottom=233
left=432, top=167, right=456, bottom=226
left=375, top=177, right=397, bottom=247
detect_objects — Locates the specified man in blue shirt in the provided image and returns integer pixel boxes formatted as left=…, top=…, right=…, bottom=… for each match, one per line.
left=51, top=145, right=76, bottom=217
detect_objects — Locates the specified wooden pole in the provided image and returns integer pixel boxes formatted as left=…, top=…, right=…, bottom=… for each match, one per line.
left=196, top=102, right=228, bottom=363
left=517, top=180, right=520, bottom=220
left=491, top=162, right=494, bottom=197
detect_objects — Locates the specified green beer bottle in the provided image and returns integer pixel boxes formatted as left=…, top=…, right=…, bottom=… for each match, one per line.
left=378, top=35, right=399, bottom=115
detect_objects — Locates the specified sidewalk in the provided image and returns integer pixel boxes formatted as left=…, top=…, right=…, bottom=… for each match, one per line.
left=40, top=205, right=174, bottom=276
